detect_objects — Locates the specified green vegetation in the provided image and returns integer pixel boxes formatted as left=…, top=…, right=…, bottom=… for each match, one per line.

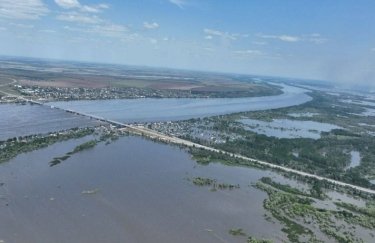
left=247, top=236, right=273, bottom=243
left=229, top=228, right=246, bottom=236
left=99, top=131, right=120, bottom=146
left=260, top=177, right=325, bottom=199
left=0, top=128, right=95, bottom=164
left=71, top=140, right=98, bottom=153
left=189, top=147, right=265, bottom=169
left=335, top=201, right=375, bottom=218
left=49, top=139, right=98, bottom=167
left=49, top=154, right=71, bottom=167
left=189, top=144, right=375, bottom=201
left=211, top=129, right=373, bottom=188
left=191, top=176, right=240, bottom=191
left=176, top=91, right=375, bottom=190
left=228, top=228, right=273, bottom=242
left=192, top=177, right=215, bottom=186
left=256, top=177, right=375, bottom=243
left=228, top=227, right=273, bottom=242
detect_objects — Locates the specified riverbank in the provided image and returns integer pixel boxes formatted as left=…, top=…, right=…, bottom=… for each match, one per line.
left=148, top=90, right=375, bottom=190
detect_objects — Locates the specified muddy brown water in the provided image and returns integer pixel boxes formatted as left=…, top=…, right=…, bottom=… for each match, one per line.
left=0, top=136, right=288, bottom=243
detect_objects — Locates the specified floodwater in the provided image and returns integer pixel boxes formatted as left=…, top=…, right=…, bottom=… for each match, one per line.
left=0, top=136, right=287, bottom=243
left=348, top=151, right=361, bottom=168
left=239, top=118, right=340, bottom=139
left=341, top=99, right=375, bottom=116
left=0, top=103, right=101, bottom=141
left=341, top=99, right=375, bottom=107
left=362, top=108, right=375, bottom=116
left=288, top=112, right=319, bottom=118
left=48, top=84, right=311, bottom=123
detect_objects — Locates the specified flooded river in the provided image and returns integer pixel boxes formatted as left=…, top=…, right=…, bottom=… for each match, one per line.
left=48, top=84, right=311, bottom=123
left=0, top=84, right=310, bottom=141
left=0, top=136, right=287, bottom=243
left=0, top=103, right=101, bottom=141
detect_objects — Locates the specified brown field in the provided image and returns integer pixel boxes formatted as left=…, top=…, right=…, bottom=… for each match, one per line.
left=18, top=79, right=107, bottom=88
left=148, top=82, right=204, bottom=90
left=8, top=71, right=265, bottom=93
left=0, top=58, right=282, bottom=97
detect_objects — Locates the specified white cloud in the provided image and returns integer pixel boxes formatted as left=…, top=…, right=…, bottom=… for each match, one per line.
left=252, top=41, right=267, bottom=45
left=39, top=29, right=57, bottom=33
left=169, top=0, right=186, bottom=9
left=55, top=0, right=109, bottom=13
left=81, top=4, right=109, bottom=13
left=57, top=12, right=102, bottom=24
left=203, top=28, right=237, bottom=40
left=0, top=0, right=48, bottom=19
left=63, top=25, right=79, bottom=31
left=259, top=34, right=300, bottom=42
left=143, top=21, right=159, bottom=29
left=55, top=1, right=129, bottom=41
left=233, top=49, right=283, bottom=60
left=149, top=38, right=158, bottom=44
left=234, top=50, right=263, bottom=56
left=121, top=33, right=141, bottom=42
left=279, top=35, right=300, bottom=42
left=54, top=0, right=80, bottom=9
left=64, top=22, right=129, bottom=38
left=10, top=22, right=34, bottom=28
left=204, top=35, right=213, bottom=40
left=303, top=33, right=327, bottom=44
left=258, top=33, right=327, bottom=44
left=204, top=29, right=221, bottom=36
left=89, top=23, right=128, bottom=37
left=55, top=0, right=109, bottom=25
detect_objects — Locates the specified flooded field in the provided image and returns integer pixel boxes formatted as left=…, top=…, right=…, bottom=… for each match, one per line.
left=0, top=136, right=288, bottom=243
left=348, top=151, right=361, bottom=168
left=341, top=99, right=375, bottom=107
left=239, top=118, right=340, bottom=139
left=362, top=108, right=375, bottom=116
left=0, top=104, right=101, bottom=141
left=341, top=99, right=375, bottom=117
left=48, top=84, right=311, bottom=123
left=288, top=112, right=319, bottom=118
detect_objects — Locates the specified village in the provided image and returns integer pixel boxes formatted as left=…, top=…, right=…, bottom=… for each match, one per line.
left=11, top=84, right=207, bottom=101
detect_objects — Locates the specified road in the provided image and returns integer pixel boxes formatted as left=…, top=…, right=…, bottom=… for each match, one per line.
left=0, top=79, right=44, bottom=105
left=0, top=79, right=19, bottom=98
left=1, top=79, right=375, bottom=195
left=122, top=125, right=375, bottom=195
left=0, top=78, right=17, bottom=87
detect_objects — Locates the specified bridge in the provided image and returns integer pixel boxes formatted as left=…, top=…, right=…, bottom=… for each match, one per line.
left=1, top=80, right=375, bottom=195
left=56, top=106, right=375, bottom=196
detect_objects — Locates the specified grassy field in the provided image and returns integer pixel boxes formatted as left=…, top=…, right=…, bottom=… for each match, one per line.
left=156, top=90, right=375, bottom=189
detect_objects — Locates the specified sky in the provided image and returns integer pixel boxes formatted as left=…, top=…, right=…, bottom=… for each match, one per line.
left=0, top=0, right=375, bottom=86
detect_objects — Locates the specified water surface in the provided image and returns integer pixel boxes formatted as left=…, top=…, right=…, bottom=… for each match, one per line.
left=0, top=103, right=101, bottom=141
left=347, top=151, right=361, bottom=168
left=0, top=136, right=287, bottom=243
left=48, top=84, right=311, bottom=123
left=239, top=118, right=340, bottom=139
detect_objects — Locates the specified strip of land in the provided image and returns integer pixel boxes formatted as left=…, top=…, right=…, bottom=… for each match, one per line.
left=2, top=81, right=375, bottom=195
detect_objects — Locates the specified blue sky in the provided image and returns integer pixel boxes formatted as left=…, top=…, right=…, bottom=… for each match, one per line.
left=0, top=0, right=374, bottom=85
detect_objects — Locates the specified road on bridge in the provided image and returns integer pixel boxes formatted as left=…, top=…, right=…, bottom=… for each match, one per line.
left=2, top=78, right=375, bottom=195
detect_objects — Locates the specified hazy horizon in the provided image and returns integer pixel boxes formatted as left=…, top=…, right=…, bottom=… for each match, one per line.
left=1, top=0, right=375, bottom=87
